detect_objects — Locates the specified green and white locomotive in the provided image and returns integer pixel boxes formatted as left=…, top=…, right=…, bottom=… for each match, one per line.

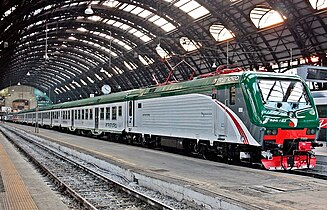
left=11, top=70, right=321, bottom=170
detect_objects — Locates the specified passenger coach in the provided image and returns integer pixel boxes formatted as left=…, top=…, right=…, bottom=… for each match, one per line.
left=10, top=71, right=321, bottom=170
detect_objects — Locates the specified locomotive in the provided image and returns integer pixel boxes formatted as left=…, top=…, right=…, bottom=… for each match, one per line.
left=8, top=70, right=321, bottom=170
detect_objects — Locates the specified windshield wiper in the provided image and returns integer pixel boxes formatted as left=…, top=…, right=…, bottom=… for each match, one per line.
left=264, top=105, right=288, bottom=113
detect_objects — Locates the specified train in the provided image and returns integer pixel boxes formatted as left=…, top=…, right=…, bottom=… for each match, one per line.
left=6, top=70, right=322, bottom=170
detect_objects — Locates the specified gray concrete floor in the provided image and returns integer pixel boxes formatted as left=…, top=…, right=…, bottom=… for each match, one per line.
left=6, top=122, right=327, bottom=210
left=0, top=125, right=69, bottom=210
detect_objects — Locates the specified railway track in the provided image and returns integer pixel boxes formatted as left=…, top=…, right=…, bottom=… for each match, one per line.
left=0, top=124, right=188, bottom=210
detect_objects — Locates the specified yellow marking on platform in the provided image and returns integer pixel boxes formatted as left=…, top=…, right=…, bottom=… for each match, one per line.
left=0, top=133, right=39, bottom=210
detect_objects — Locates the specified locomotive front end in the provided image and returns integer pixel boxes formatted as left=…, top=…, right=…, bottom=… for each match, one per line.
left=247, top=74, right=321, bottom=170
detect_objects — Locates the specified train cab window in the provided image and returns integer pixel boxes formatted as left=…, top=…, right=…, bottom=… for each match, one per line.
left=78, top=110, right=81, bottom=120
left=85, top=109, right=89, bottom=120
left=112, top=106, right=117, bottom=120
left=317, top=105, right=327, bottom=118
left=90, top=109, right=93, bottom=120
left=118, top=106, right=122, bottom=116
left=106, top=107, right=110, bottom=120
left=100, top=108, right=105, bottom=120
left=230, top=86, right=236, bottom=105
left=82, top=109, right=85, bottom=120
left=138, top=103, right=142, bottom=108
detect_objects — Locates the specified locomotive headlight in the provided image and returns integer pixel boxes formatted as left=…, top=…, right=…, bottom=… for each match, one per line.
left=266, top=129, right=277, bottom=135
left=306, top=128, right=316, bottom=135
left=271, top=129, right=278, bottom=135
left=266, top=129, right=272, bottom=135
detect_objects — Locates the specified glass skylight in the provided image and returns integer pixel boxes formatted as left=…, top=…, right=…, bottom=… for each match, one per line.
left=180, top=37, right=202, bottom=52
left=309, top=0, right=327, bottom=9
left=173, top=0, right=210, bottom=19
left=209, top=24, right=234, bottom=41
left=118, top=4, right=176, bottom=32
left=87, top=76, right=95, bottom=83
left=250, top=7, right=285, bottom=29
left=124, top=61, right=136, bottom=70
left=155, top=44, right=169, bottom=58
left=94, top=73, right=103, bottom=81
left=139, top=55, right=154, bottom=66
left=80, top=79, right=87, bottom=85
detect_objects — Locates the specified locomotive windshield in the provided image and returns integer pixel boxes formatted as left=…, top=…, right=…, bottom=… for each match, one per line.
left=257, top=79, right=312, bottom=112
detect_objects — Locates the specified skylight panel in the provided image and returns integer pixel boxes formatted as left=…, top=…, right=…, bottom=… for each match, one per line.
left=131, top=7, right=144, bottom=15
left=179, top=1, right=200, bottom=13
left=138, top=10, right=152, bottom=18
left=4, top=6, right=17, bottom=17
left=124, top=61, right=133, bottom=70
left=149, top=15, right=160, bottom=22
left=174, top=0, right=189, bottom=7
left=134, top=31, right=144, bottom=37
left=250, top=7, right=284, bottom=28
left=139, top=55, right=154, bottom=66
left=94, top=73, right=103, bottom=81
left=173, top=0, right=209, bottom=19
left=188, top=7, right=210, bottom=19
left=113, top=22, right=123, bottom=28
left=140, top=35, right=151, bottom=42
left=103, top=0, right=119, bottom=7
left=153, top=18, right=168, bottom=27
left=210, top=24, right=234, bottom=41
left=123, top=4, right=136, bottom=12
left=69, top=84, right=76, bottom=89
left=155, top=44, right=169, bottom=58
left=87, top=76, right=95, bottom=83
left=309, top=0, right=327, bottom=10
left=80, top=79, right=87, bottom=85
left=180, top=37, right=202, bottom=51
left=115, top=66, right=124, bottom=74
left=161, top=23, right=176, bottom=32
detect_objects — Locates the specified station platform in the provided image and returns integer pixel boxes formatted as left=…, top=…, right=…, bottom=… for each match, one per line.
left=314, top=141, right=327, bottom=156
left=3, top=122, right=327, bottom=210
left=0, top=128, right=68, bottom=210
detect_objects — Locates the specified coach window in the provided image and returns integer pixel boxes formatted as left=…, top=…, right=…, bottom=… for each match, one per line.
left=112, top=106, right=117, bottom=120
left=90, top=109, right=93, bottom=120
left=230, top=86, right=236, bottom=105
left=75, top=110, right=77, bottom=119
left=118, top=106, right=122, bottom=116
left=100, top=108, right=105, bottom=120
left=85, top=109, right=89, bottom=120
left=82, top=109, right=85, bottom=120
left=68, top=111, right=70, bottom=119
left=138, top=103, right=142, bottom=108
left=78, top=110, right=81, bottom=120
left=106, top=107, right=110, bottom=120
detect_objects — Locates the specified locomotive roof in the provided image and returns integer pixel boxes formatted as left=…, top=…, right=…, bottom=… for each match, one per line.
left=16, top=71, right=304, bottom=113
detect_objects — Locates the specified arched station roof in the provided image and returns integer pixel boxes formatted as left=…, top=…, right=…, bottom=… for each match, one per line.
left=1, top=0, right=327, bottom=103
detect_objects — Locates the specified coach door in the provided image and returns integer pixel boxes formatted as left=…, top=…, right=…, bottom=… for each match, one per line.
left=127, top=100, right=134, bottom=127
left=95, top=107, right=99, bottom=129
left=71, top=110, right=74, bottom=127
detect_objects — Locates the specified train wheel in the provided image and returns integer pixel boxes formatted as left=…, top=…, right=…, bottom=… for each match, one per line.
left=199, top=144, right=209, bottom=160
